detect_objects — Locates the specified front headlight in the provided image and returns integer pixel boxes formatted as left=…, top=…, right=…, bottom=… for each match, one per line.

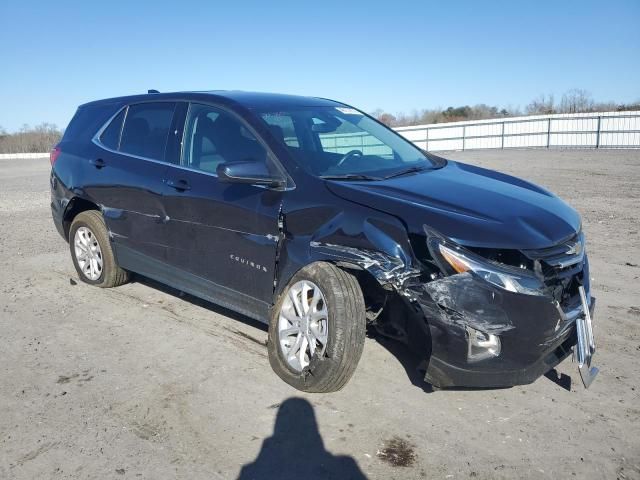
left=431, top=238, right=545, bottom=296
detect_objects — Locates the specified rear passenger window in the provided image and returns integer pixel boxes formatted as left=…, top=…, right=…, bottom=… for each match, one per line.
left=119, top=102, right=176, bottom=161
left=100, top=109, right=125, bottom=150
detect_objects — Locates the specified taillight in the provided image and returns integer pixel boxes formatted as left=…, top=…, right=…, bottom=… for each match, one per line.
left=50, top=146, right=61, bottom=166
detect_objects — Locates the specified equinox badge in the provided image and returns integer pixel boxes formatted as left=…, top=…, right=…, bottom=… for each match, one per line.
left=229, top=254, right=268, bottom=273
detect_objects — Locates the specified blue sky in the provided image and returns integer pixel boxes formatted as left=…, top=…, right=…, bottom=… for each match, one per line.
left=0, top=0, right=638, bottom=132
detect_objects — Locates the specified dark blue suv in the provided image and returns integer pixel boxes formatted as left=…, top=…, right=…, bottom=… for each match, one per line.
left=50, top=91, right=598, bottom=392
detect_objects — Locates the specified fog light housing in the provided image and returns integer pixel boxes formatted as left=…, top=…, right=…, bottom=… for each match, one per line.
left=466, top=326, right=501, bottom=362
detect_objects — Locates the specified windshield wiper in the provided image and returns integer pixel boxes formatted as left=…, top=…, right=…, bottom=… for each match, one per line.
left=383, top=165, right=428, bottom=180
left=320, top=174, right=382, bottom=181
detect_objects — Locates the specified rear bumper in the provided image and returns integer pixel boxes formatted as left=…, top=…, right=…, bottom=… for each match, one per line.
left=50, top=173, right=66, bottom=241
left=407, top=268, right=595, bottom=388
left=51, top=201, right=65, bottom=239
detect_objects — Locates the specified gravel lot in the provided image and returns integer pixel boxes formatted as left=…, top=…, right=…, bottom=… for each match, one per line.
left=1, top=149, right=639, bottom=479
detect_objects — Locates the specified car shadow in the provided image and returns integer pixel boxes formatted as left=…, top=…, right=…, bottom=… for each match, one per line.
left=131, top=274, right=268, bottom=333
left=134, top=274, right=437, bottom=392
left=544, top=368, right=572, bottom=391
left=366, top=326, right=519, bottom=393
left=133, top=275, right=560, bottom=393
left=237, top=397, right=368, bottom=480
left=366, top=326, right=438, bottom=393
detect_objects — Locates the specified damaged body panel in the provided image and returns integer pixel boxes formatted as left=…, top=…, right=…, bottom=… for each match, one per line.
left=412, top=271, right=594, bottom=388
left=51, top=90, right=597, bottom=391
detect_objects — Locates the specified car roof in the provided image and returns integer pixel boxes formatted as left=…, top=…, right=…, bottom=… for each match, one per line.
left=80, top=90, right=346, bottom=110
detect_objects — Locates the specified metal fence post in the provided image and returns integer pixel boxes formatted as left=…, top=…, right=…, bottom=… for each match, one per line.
left=596, top=116, right=601, bottom=148
left=501, top=122, right=505, bottom=149
left=425, top=127, right=429, bottom=152
left=462, top=126, right=466, bottom=151
left=547, top=118, right=552, bottom=148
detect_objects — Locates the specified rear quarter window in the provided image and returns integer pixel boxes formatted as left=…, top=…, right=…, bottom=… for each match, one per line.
left=99, top=109, right=126, bottom=150
left=62, top=103, right=120, bottom=143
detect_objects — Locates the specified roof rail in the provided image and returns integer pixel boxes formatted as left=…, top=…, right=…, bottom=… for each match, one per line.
left=147, top=89, right=160, bottom=94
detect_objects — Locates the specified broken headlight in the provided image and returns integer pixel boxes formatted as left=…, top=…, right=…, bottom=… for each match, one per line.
left=429, top=237, right=545, bottom=296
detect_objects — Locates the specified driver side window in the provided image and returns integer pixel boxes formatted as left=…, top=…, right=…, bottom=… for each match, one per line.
left=182, top=103, right=268, bottom=175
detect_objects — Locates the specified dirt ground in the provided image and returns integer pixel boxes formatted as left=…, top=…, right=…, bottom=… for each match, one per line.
left=1, top=149, right=639, bottom=479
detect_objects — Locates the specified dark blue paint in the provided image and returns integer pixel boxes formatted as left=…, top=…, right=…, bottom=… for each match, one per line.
left=326, top=160, right=581, bottom=250
left=50, top=90, right=590, bottom=388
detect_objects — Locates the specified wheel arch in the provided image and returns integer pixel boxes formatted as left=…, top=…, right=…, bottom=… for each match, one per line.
left=273, top=250, right=411, bottom=327
left=63, top=197, right=101, bottom=240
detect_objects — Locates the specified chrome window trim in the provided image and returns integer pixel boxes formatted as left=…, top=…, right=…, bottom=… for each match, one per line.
left=93, top=134, right=219, bottom=174
left=92, top=101, right=178, bottom=164
left=91, top=100, right=295, bottom=191
left=92, top=105, right=126, bottom=149
left=181, top=101, right=295, bottom=191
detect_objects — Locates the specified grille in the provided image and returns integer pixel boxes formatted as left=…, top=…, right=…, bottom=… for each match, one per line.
left=520, top=232, right=587, bottom=310
left=521, top=232, right=585, bottom=280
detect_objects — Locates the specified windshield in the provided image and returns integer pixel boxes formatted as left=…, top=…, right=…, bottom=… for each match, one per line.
left=258, top=106, right=442, bottom=179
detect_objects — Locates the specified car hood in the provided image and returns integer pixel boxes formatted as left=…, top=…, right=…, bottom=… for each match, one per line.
left=325, top=160, right=581, bottom=250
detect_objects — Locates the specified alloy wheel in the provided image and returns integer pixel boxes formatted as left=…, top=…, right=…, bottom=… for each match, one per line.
left=73, top=226, right=103, bottom=281
left=278, top=280, right=329, bottom=371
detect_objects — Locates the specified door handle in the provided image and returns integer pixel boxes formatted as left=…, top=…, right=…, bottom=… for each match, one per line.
left=166, top=179, right=191, bottom=191
left=90, top=158, right=106, bottom=169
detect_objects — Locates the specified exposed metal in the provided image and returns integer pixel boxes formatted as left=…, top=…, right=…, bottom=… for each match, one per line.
left=576, top=285, right=598, bottom=388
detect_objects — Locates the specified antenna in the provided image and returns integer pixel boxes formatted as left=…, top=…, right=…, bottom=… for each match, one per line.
left=147, top=89, right=160, bottom=94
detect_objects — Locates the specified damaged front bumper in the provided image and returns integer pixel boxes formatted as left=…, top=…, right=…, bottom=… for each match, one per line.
left=409, top=272, right=597, bottom=389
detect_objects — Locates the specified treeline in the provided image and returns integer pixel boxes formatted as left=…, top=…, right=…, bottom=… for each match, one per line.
left=372, top=89, right=640, bottom=127
left=1, top=89, right=639, bottom=152
left=0, top=123, right=63, bottom=153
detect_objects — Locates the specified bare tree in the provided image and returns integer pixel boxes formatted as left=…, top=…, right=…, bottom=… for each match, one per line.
left=0, top=123, right=62, bottom=153
left=526, top=94, right=555, bottom=115
left=377, top=112, right=397, bottom=127
left=559, top=89, right=594, bottom=113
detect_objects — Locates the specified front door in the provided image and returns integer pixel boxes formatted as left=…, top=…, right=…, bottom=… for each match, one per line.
left=161, top=103, right=282, bottom=316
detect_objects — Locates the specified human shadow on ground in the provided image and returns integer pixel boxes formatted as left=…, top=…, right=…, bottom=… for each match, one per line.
left=237, top=398, right=368, bottom=480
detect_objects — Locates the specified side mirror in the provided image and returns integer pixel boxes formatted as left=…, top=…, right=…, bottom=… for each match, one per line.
left=217, top=160, right=285, bottom=188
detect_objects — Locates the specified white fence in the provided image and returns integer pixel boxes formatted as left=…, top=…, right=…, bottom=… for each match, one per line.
left=0, top=152, right=48, bottom=159
left=394, top=110, right=640, bottom=152
left=3, top=111, right=639, bottom=159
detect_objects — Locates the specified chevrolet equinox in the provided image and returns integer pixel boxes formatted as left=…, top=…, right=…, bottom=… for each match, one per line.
left=50, top=91, right=598, bottom=392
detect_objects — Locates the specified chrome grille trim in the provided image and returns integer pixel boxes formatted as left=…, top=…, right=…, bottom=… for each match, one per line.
left=521, top=232, right=585, bottom=269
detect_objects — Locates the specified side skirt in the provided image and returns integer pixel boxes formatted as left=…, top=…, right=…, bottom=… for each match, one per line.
left=114, top=244, right=270, bottom=324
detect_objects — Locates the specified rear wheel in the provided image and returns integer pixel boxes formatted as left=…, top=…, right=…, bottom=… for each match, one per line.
left=69, top=210, right=129, bottom=288
left=267, top=262, right=366, bottom=393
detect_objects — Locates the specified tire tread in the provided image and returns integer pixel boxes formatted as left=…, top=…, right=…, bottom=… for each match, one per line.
left=69, top=210, right=129, bottom=288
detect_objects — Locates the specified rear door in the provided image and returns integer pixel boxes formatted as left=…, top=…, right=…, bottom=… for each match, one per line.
left=161, top=103, right=283, bottom=311
left=87, top=101, right=179, bottom=264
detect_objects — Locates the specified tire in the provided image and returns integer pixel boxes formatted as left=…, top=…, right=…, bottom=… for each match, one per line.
left=69, top=210, right=129, bottom=288
left=268, top=262, right=366, bottom=393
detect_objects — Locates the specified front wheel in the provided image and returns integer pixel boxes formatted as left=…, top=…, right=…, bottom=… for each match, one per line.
left=267, top=262, right=366, bottom=393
